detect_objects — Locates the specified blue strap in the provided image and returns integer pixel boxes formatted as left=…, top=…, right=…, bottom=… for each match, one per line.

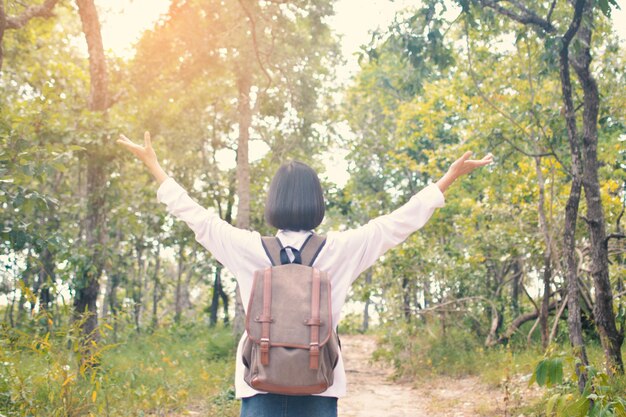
left=280, top=247, right=302, bottom=265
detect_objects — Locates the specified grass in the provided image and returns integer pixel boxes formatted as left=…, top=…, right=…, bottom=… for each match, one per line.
left=371, top=320, right=626, bottom=416
left=0, top=320, right=240, bottom=417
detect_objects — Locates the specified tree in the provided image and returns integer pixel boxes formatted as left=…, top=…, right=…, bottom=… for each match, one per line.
left=474, top=0, right=623, bottom=379
left=0, top=0, right=60, bottom=70
left=72, top=0, right=110, bottom=349
left=130, top=0, right=340, bottom=334
left=343, top=0, right=625, bottom=391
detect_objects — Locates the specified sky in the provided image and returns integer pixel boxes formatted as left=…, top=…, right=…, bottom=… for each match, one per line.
left=99, top=0, right=626, bottom=67
left=98, top=0, right=626, bottom=187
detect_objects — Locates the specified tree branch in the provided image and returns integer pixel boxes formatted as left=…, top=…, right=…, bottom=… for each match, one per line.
left=546, top=0, right=557, bottom=24
left=489, top=299, right=560, bottom=346
left=236, top=0, right=272, bottom=91
left=606, top=233, right=625, bottom=244
left=479, top=0, right=556, bottom=34
left=5, top=0, right=60, bottom=29
left=549, top=293, right=569, bottom=343
left=521, top=283, right=539, bottom=313
left=0, top=0, right=60, bottom=71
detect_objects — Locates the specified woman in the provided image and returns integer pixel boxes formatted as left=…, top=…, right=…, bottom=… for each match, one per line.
left=117, top=131, right=492, bottom=417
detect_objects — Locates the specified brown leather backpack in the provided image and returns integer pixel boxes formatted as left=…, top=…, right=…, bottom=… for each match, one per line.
left=242, top=234, right=340, bottom=395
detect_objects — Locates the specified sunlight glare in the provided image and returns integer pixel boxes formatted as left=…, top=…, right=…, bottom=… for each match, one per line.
left=99, top=0, right=170, bottom=58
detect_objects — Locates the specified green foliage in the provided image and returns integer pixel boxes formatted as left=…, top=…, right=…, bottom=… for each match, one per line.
left=0, top=318, right=236, bottom=417
left=343, top=0, right=626, bottom=399
left=530, top=351, right=626, bottom=417
left=375, top=319, right=495, bottom=379
left=0, top=312, right=116, bottom=417
left=2, top=0, right=625, bottom=414
left=597, top=0, right=620, bottom=18
left=531, top=357, right=564, bottom=387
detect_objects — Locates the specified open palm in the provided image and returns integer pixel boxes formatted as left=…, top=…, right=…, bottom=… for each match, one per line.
left=117, top=131, right=159, bottom=167
left=117, top=131, right=169, bottom=184
left=448, top=151, right=493, bottom=178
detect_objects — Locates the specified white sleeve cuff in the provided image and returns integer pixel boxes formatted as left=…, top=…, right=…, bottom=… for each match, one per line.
left=416, top=183, right=445, bottom=208
left=156, top=177, right=184, bottom=205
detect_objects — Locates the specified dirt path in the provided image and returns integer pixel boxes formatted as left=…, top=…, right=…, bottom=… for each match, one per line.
left=338, top=334, right=532, bottom=417
left=164, top=334, right=540, bottom=416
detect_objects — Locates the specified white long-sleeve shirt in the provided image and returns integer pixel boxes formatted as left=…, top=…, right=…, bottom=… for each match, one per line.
left=156, top=177, right=445, bottom=399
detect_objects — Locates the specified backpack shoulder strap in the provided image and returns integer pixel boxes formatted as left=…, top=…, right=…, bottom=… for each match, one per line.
left=299, top=233, right=327, bottom=266
left=261, top=236, right=283, bottom=266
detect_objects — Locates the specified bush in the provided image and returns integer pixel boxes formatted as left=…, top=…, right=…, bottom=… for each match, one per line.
left=0, top=318, right=238, bottom=417
left=530, top=349, right=626, bottom=417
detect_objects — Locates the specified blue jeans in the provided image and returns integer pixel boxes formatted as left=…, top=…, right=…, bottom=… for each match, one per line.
left=240, top=394, right=338, bottom=417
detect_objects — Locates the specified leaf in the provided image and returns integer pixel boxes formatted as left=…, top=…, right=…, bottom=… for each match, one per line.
left=535, top=359, right=548, bottom=386
left=62, top=374, right=75, bottom=387
left=547, top=358, right=564, bottom=387
left=597, top=0, right=620, bottom=17
left=561, top=396, right=590, bottom=417
left=614, top=400, right=626, bottom=417
left=11, top=230, right=27, bottom=251
left=547, top=393, right=560, bottom=416
left=13, top=193, right=25, bottom=208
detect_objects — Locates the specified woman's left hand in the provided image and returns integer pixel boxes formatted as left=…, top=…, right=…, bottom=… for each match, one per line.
left=436, top=151, right=493, bottom=193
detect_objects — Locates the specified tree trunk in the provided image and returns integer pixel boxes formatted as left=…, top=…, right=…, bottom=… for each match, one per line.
left=540, top=254, right=551, bottom=349
left=534, top=155, right=554, bottom=349
left=73, top=152, right=107, bottom=344
left=220, top=281, right=229, bottom=326
left=151, top=243, right=161, bottom=330
left=108, top=271, right=120, bottom=342
left=401, top=276, right=411, bottom=324
left=101, top=273, right=112, bottom=318
left=613, top=207, right=624, bottom=338
left=38, top=246, right=55, bottom=316
left=510, top=259, right=521, bottom=317
left=179, top=251, right=196, bottom=313
left=0, top=1, right=6, bottom=70
left=102, top=225, right=122, bottom=330
left=233, top=68, right=253, bottom=338
left=558, top=0, right=589, bottom=391
left=73, top=0, right=109, bottom=351
left=362, top=268, right=373, bottom=332
left=210, top=263, right=224, bottom=327
left=76, top=0, right=108, bottom=112
left=132, top=243, right=145, bottom=333
left=571, top=3, right=624, bottom=375
left=175, top=244, right=185, bottom=324
left=16, top=254, right=33, bottom=326
left=477, top=0, right=591, bottom=390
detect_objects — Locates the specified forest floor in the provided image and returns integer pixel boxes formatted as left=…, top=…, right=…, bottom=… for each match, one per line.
left=337, top=334, right=540, bottom=417
left=164, top=334, right=542, bottom=417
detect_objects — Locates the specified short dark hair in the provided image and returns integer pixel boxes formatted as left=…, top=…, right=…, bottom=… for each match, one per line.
left=264, top=161, right=325, bottom=231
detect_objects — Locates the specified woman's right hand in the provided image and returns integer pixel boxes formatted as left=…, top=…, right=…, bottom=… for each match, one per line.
left=117, top=131, right=169, bottom=184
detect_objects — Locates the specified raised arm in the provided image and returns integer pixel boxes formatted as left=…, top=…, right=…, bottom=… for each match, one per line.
left=116, top=132, right=265, bottom=280
left=328, top=151, right=493, bottom=282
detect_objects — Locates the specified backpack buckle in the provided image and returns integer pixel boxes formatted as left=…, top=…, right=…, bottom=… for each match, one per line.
left=255, top=315, right=274, bottom=323
left=260, top=338, right=271, bottom=365
left=304, top=318, right=322, bottom=326
left=309, top=342, right=320, bottom=369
